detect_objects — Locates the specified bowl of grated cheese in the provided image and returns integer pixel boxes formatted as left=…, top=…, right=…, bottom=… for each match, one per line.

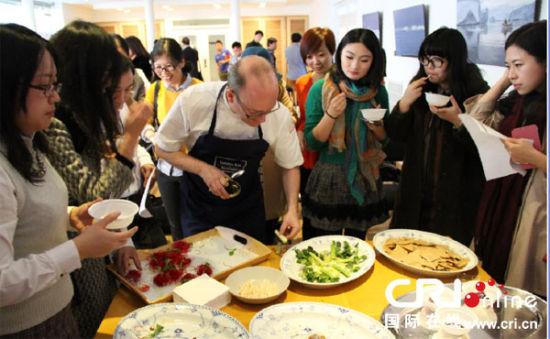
left=225, top=267, right=289, bottom=304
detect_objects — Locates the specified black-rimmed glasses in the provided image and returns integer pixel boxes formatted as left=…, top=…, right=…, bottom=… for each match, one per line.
left=28, top=83, right=62, bottom=97
left=420, top=56, right=445, bottom=68
left=153, top=64, right=176, bottom=73
left=235, top=93, right=280, bottom=119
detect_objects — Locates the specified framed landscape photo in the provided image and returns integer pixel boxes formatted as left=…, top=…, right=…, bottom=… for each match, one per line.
left=457, top=0, right=538, bottom=66
left=362, top=11, right=382, bottom=44
left=393, top=5, right=427, bottom=57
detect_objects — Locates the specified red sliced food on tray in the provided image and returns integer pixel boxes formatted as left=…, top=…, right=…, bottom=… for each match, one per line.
left=125, top=269, right=141, bottom=283
left=181, top=273, right=197, bottom=283
left=153, top=272, right=171, bottom=287
left=172, top=240, right=191, bottom=253
left=138, top=283, right=150, bottom=292
left=196, top=263, right=213, bottom=276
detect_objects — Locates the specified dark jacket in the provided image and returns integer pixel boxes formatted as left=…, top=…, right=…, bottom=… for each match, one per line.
left=182, top=46, right=202, bottom=80
left=385, top=75, right=489, bottom=245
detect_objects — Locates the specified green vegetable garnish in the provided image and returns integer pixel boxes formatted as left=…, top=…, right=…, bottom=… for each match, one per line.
left=148, top=324, right=164, bottom=338
left=295, top=241, right=367, bottom=283
left=228, top=248, right=236, bottom=256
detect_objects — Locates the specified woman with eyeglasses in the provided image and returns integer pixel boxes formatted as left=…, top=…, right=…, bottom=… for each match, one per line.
left=0, top=23, right=137, bottom=338
left=385, top=27, right=489, bottom=245
left=303, top=28, right=389, bottom=240
left=43, top=20, right=151, bottom=338
left=466, top=21, right=546, bottom=296
left=141, top=38, right=202, bottom=241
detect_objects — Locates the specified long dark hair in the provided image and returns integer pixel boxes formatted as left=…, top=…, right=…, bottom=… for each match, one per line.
left=412, top=27, right=485, bottom=107
left=498, top=20, right=547, bottom=134
left=50, top=20, right=124, bottom=155
left=0, top=24, right=54, bottom=183
left=331, top=28, right=384, bottom=88
left=150, top=37, right=191, bottom=81
left=126, top=35, right=149, bottom=58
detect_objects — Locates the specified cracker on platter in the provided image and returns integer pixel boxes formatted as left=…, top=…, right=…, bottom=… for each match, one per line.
left=383, top=237, right=468, bottom=272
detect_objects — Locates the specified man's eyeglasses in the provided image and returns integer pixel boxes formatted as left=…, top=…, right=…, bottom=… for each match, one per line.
left=153, top=64, right=176, bottom=73
left=235, top=93, right=280, bottom=119
left=29, top=83, right=62, bottom=97
left=420, top=56, right=445, bottom=68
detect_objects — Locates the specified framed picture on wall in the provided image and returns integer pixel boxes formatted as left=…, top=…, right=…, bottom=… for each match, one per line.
left=457, top=0, right=538, bottom=66
left=362, top=12, right=382, bottom=44
left=393, top=5, right=427, bottom=57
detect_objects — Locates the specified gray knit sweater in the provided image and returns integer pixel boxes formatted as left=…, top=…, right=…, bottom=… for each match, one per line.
left=44, top=118, right=133, bottom=205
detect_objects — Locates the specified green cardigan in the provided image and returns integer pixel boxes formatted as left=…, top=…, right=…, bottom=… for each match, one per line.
left=304, top=79, right=389, bottom=164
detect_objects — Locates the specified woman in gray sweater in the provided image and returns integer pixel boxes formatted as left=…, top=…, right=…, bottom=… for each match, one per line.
left=0, top=24, right=137, bottom=338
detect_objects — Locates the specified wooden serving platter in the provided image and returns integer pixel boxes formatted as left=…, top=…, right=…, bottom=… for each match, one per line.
left=108, top=226, right=272, bottom=304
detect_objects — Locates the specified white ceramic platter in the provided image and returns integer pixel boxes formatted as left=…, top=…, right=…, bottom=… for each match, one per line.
left=373, top=229, right=478, bottom=277
left=114, top=303, right=249, bottom=338
left=280, top=235, right=375, bottom=289
left=249, top=302, right=394, bottom=339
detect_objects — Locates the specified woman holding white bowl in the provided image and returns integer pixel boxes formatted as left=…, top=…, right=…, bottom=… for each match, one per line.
left=0, top=24, right=137, bottom=337
left=385, top=27, right=489, bottom=246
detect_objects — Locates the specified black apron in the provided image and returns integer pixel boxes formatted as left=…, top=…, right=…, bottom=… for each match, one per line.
left=180, top=84, right=270, bottom=242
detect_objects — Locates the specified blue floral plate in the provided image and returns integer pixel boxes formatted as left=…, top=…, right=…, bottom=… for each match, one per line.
left=114, top=303, right=249, bottom=338
left=250, top=302, right=394, bottom=338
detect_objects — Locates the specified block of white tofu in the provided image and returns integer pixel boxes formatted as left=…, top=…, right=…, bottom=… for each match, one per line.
left=172, top=274, right=231, bottom=309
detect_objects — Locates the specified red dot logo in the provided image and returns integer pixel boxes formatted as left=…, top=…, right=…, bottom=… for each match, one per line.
left=475, top=281, right=486, bottom=292
left=464, top=292, right=480, bottom=308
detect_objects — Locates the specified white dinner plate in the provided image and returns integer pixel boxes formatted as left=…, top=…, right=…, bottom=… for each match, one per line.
left=373, top=229, right=478, bottom=277
left=280, top=235, right=375, bottom=289
left=249, top=302, right=395, bottom=338
left=114, top=303, right=249, bottom=338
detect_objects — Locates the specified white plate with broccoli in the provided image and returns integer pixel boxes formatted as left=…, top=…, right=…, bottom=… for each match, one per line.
left=280, top=235, right=375, bottom=289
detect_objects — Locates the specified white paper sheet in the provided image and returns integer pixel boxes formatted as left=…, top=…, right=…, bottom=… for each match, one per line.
left=459, top=114, right=525, bottom=180
left=138, top=167, right=155, bottom=218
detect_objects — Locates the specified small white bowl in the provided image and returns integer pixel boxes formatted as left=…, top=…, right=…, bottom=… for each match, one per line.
left=225, top=266, right=289, bottom=304
left=434, top=307, right=478, bottom=337
left=88, top=199, right=138, bottom=230
left=425, top=92, right=451, bottom=107
left=360, top=108, right=386, bottom=122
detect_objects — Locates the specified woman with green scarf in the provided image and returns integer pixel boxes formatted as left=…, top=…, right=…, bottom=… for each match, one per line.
left=303, top=28, right=389, bottom=240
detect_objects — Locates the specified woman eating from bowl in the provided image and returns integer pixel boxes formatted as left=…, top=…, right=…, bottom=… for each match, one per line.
left=44, top=20, right=150, bottom=338
left=385, top=27, right=489, bottom=246
left=303, top=28, right=389, bottom=240
left=0, top=23, right=137, bottom=338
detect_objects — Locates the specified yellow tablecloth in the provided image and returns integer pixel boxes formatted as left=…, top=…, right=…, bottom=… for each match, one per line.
left=95, top=246, right=491, bottom=338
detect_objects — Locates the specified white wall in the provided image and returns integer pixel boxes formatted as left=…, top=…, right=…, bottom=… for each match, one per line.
left=0, top=1, right=65, bottom=39
left=81, top=2, right=312, bottom=23
left=309, top=0, right=548, bottom=108
left=62, top=3, right=93, bottom=23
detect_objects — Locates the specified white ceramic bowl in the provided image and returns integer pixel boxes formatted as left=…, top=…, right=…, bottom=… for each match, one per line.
left=425, top=92, right=450, bottom=107
left=88, top=199, right=138, bottom=229
left=224, top=266, right=289, bottom=304
left=360, top=108, right=386, bottom=122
